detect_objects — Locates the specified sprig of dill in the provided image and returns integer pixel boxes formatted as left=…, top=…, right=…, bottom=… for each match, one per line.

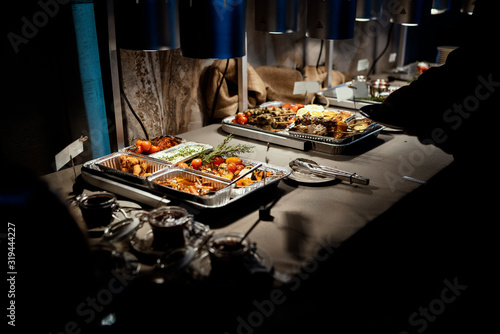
left=199, top=134, right=254, bottom=163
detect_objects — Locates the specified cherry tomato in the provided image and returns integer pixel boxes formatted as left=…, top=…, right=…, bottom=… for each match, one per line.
left=135, top=139, right=143, bottom=146
left=236, top=115, right=247, bottom=125
left=191, top=158, right=202, bottom=169
left=288, top=116, right=296, bottom=124
left=227, top=162, right=238, bottom=173
left=244, top=111, right=252, bottom=118
left=281, top=103, right=292, bottom=109
left=234, top=164, right=245, bottom=175
left=149, top=145, right=160, bottom=153
left=226, top=157, right=242, bottom=165
left=134, top=145, right=143, bottom=154
left=212, top=156, right=225, bottom=166
left=141, top=140, right=152, bottom=152
left=290, top=104, right=304, bottom=113
left=177, top=162, right=189, bottom=168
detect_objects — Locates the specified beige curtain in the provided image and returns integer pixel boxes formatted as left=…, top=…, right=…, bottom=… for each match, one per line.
left=120, top=49, right=208, bottom=143
left=204, top=60, right=348, bottom=121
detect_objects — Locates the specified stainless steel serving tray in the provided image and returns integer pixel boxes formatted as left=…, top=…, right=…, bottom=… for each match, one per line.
left=147, top=161, right=290, bottom=208
left=307, top=126, right=384, bottom=154
left=221, top=116, right=384, bottom=154
left=89, top=152, right=170, bottom=185
left=82, top=154, right=291, bottom=209
left=147, top=168, right=233, bottom=207
left=180, top=156, right=285, bottom=182
left=228, top=159, right=290, bottom=199
left=193, top=162, right=290, bottom=208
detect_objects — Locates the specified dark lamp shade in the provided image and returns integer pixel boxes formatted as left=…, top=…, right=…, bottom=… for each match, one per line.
left=460, top=0, right=475, bottom=15
left=306, top=0, right=357, bottom=40
left=255, top=0, right=299, bottom=34
left=431, top=0, right=451, bottom=15
left=179, top=0, right=247, bottom=59
left=356, top=0, right=382, bottom=21
left=115, top=0, right=180, bottom=51
left=391, top=0, right=433, bottom=26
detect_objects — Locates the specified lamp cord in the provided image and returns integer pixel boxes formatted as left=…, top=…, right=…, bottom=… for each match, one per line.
left=367, top=23, right=394, bottom=78
left=120, top=87, right=149, bottom=141
left=211, top=59, right=230, bottom=123
left=316, top=39, right=324, bottom=71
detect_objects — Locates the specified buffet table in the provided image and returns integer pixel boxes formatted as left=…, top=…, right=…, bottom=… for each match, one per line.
left=44, top=124, right=453, bottom=277
left=39, top=123, right=461, bottom=333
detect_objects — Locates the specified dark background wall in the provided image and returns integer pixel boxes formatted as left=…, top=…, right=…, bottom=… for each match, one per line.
left=1, top=0, right=472, bottom=176
left=1, top=0, right=116, bottom=176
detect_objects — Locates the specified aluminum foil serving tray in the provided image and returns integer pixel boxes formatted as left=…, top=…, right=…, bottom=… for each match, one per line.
left=91, top=152, right=170, bottom=184
left=148, top=168, right=233, bottom=207
left=81, top=153, right=290, bottom=209
left=221, top=116, right=384, bottom=154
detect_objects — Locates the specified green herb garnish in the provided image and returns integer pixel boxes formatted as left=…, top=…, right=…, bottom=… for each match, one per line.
left=198, top=134, right=254, bottom=163
left=358, top=96, right=386, bottom=103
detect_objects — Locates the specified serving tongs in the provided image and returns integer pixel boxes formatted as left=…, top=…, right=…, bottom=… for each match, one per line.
left=205, top=162, right=262, bottom=196
left=289, top=158, right=370, bottom=185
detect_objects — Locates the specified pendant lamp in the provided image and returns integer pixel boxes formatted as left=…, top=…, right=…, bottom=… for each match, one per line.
left=431, top=0, right=451, bottom=15
left=356, top=0, right=382, bottom=22
left=255, top=0, right=299, bottom=34
left=179, top=0, right=247, bottom=59
left=461, top=0, right=475, bottom=15
left=391, top=0, right=433, bottom=26
left=114, top=0, right=180, bottom=51
left=391, top=0, right=432, bottom=68
left=306, top=0, right=357, bottom=40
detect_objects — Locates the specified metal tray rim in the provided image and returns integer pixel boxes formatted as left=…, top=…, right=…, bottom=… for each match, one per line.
left=221, top=116, right=384, bottom=154
left=91, top=152, right=170, bottom=184
left=179, top=156, right=290, bottom=184
left=147, top=167, right=233, bottom=206
left=82, top=152, right=291, bottom=210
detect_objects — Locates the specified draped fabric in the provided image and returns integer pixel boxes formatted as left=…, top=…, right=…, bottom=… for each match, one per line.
left=120, top=49, right=209, bottom=142
left=204, top=60, right=347, bottom=121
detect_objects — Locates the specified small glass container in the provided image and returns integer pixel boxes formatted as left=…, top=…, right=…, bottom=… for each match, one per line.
left=148, top=206, right=192, bottom=250
left=370, top=79, right=389, bottom=97
left=102, top=217, right=141, bottom=252
left=77, top=192, right=119, bottom=229
left=207, top=232, right=252, bottom=277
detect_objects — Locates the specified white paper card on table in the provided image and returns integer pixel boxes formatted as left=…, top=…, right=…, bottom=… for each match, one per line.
left=351, top=81, right=369, bottom=98
left=55, top=137, right=85, bottom=171
left=335, top=85, right=353, bottom=102
left=293, top=81, right=321, bottom=95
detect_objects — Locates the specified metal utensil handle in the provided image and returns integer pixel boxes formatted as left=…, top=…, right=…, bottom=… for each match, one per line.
left=229, top=162, right=263, bottom=185
left=309, top=167, right=368, bottom=185
left=298, top=161, right=370, bottom=185
left=330, top=172, right=369, bottom=185
left=317, top=164, right=359, bottom=176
